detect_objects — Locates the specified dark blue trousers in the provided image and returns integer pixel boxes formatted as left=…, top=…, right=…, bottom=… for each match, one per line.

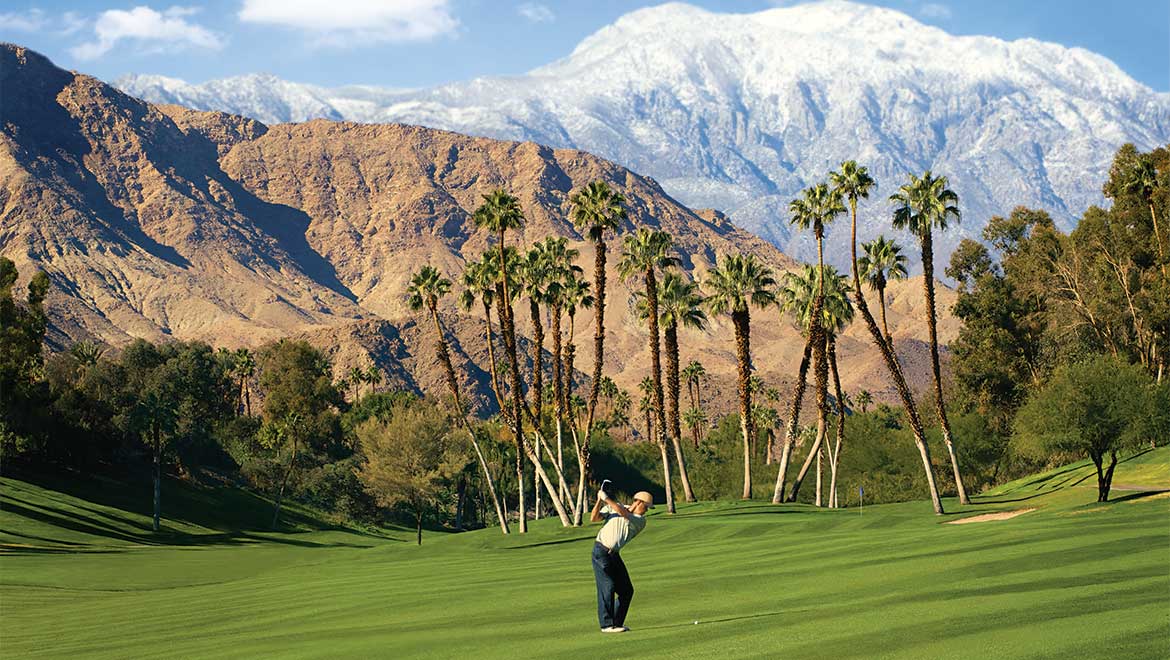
left=592, top=542, right=634, bottom=628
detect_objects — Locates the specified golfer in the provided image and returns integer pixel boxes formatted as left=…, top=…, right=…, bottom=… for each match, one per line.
left=590, top=487, right=654, bottom=633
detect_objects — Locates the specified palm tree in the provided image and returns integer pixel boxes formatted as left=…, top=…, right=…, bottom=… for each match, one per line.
left=704, top=253, right=777, bottom=499
left=683, top=406, right=707, bottom=448
left=70, top=340, right=105, bottom=367
left=561, top=274, right=594, bottom=421
left=771, top=267, right=816, bottom=503
left=410, top=265, right=510, bottom=533
left=460, top=257, right=507, bottom=414
left=856, top=389, right=873, bottom=413
left=619, top=228, right=680, bottom=513
left=637, top=376, right=655, bottom=440
left=785, top=183, right=844, bottom=504
left=654, top=272, right=705, bottom=501
left=520, top=245, right=552, bottom=422
left=346, top=366, right=365, bottom=402
left=611, top=389, right=633, bottom=441
left=783, top=266, right=853, bottom=504
left=681, top=360, right=706, bottom=411
left=473, top=189, right=531, bottom=531
left=364, top=364, right=382, bottom=394
left=891, top=170, right=970, bottom=506
left=752, top=404, right=779, bottom=465
left=857, top=236, right=908, bottom=345
left=836, top=162, right=945, bottom=515
left=231, top=348, right=255, bottom=416
left=536, top=237, right=581, bottom=505
left=131, top=387, right=177, bottom=532
left=1122, top=154, right=1167, bottom=276
left=569, top=180, right=626, bottom=520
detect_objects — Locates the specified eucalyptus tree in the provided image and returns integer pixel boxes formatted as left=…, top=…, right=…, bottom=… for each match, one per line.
left=785, top=183, right=844, bottom=504
left=409, top=265, right=509, bottom=533
left=704, top=253, right=777, bottom=499
left=619, top=228, right=681, bottom=512
left=459, top=257, right=506, bottom=412
left=833, top=161, right=944, bottom=515
left=654, top=271, right=705, bottom=501
left=892, top=171, right=970, bottom=505
left=569, top=180, right=626, bottom=519
left=857, top=236, right=909, bottom=345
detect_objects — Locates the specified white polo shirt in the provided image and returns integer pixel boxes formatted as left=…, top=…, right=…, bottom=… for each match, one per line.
left=596, top=505, right=647, bottom=553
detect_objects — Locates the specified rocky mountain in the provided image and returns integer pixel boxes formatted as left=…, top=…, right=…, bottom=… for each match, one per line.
left=1, top=43, right=955, bottom=417
left=117, top=1, right=1170, bottom=271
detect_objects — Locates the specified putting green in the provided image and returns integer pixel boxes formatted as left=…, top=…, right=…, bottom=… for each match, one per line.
left=2, top=449, right=1168, bottom=659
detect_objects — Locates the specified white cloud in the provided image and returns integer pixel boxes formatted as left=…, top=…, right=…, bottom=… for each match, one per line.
left=517, top=3, right=554, bottom=23
left=238, top=0, right=458, bottom=46
left=919, top=3, right=952, bottom=20
left=70, top=6, right=223, bottom=60
left=0, top=9, right=48, bottom=32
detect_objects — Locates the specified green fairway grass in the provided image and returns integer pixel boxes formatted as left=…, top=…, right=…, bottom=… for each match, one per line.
left=3, top=449, right=1168, bottom=659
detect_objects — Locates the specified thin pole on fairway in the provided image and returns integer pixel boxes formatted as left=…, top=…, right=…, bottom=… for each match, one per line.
left=859, top=485, right=863, bottom=517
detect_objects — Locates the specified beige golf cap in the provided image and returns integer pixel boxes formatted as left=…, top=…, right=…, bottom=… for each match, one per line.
left=633, top=491, right=655, bottom=509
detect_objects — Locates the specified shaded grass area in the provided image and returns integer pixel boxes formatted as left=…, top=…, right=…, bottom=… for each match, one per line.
left=1, top=449, right=1167, bottom=658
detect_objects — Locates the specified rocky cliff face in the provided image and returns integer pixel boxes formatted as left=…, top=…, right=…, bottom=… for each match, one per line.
left=1, top=43, right=955, bottom=415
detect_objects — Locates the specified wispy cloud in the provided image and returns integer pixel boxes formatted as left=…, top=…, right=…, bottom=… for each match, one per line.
left=238, top=0, right=459, bottom=47
left=919, top=3, right=953, bottom=20
left=70, top=6, right=223, bottom=60
left=0, top=8, right=87, bottom=36
left=517, top=3, right=554, bottom=24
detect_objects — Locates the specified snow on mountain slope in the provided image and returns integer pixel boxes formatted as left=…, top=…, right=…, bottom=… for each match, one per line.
left=116, top=0, right=1170, bottom=269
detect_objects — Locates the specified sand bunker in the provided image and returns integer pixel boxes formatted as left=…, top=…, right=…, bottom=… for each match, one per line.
left=946, top=508, right=1036, bottom=525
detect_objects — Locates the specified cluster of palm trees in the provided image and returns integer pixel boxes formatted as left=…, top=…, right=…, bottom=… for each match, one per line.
left=407, top=163, right=973, bottom=533
left=345, top=363, right=383, bottom=402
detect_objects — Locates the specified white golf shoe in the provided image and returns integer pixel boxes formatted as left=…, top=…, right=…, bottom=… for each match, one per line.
left=601, top=626, right=627, bottom=633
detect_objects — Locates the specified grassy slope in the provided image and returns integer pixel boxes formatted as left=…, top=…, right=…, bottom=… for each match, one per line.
left=2, top=449, right=1167, bottom=659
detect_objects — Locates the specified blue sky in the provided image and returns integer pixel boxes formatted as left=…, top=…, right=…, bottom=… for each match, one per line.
left=1, top=1, right=1166, bottom=91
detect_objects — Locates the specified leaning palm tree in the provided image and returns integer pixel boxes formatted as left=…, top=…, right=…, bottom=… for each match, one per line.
left=472, top=189, right=532, bottom=531
left=891, top=171, right=970, bottom=506
left=771, top=267, right=816, bottom=503
left=784, top=183, right=844, bottom=504
left=784, top=266, right=852, bottom=504
left=704, top=253, right=777, bottom=499
left=619, top=228, right=680, bottom=513
left=857, top=236, right=908, bottom=345
left=835, top=161, right=945, bottom=515
left=459, top=257, right=506, bottom=413
left=569, top=180, right=626, bottom=520
left=409, top=265, right=509, bottom=534
left=1122, top=154, right=1167, bottom=276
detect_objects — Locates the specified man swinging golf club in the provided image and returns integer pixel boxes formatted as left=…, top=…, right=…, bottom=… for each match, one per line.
left=590, top=480, right=654, bottom=633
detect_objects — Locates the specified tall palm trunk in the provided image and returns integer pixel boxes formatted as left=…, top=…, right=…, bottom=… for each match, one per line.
left=430, top=304, right=509, bottom=534
left=482, top=301, right=507, bottom=414
left=848, top=200, right=944, bottom=514
left=644, top=268, right=676, bottom=513
left=578, top=238, right=607, bottom=523
left=664, top=324, right=696, bottom=501
left=921, top=232, right=970, bottom=505
left=733, top=310, right=754, bottom=499
left=497, top=239, right=528, bottom=533
left=877, top=280, right=892, bottom=345
left=528, top=297, right=546, bottom=516
left=827, top=334, right=846, bottom=509
left=788, top=321, right=827, bottom=503
left=551, top=301, right=567, bottom=506
left=815, top=442, right=822, bottom=507
left=772, top=334, right=812, bottom=503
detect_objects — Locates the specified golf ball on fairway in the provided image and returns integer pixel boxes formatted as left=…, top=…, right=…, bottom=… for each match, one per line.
left=693, top=620, right=699, bottom=625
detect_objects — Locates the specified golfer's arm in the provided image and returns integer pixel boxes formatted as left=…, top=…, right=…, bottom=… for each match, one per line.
left=603, top=498, right=632, bottom=520
left=590, top=497, right=605, bottom=523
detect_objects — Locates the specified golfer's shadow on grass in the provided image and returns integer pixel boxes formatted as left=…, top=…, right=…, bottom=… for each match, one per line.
left=639, top=610, right=797, bottom=631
